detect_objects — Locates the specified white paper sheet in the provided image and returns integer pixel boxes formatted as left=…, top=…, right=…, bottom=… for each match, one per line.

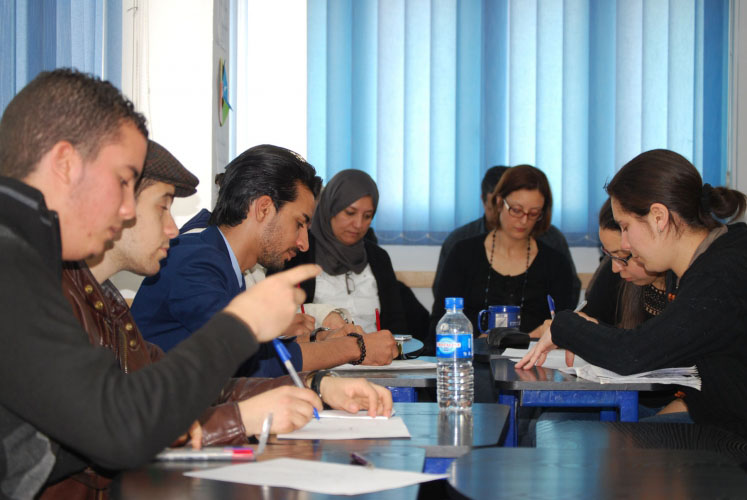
left=331, top=359, right=437, bottom=371
left=277, top=416, right=411, bottom=440
left=184, top=458, right=446, bottom=495
left=501, top=344, right=586, bottom=369
left=502, top=346, right=701, bottom=389
left=319, top=409, right=395, bottom=419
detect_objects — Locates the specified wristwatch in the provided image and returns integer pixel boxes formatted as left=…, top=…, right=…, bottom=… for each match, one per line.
left=331, top=308, right=351, bottom=324
left=347, top=333, right=366, bottom=365
left=309, top=370, right=338, bottom=400
left=309, top=326, right=330, bottom=342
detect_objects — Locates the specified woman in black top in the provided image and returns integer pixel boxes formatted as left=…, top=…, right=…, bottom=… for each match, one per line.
left=584, top=199, right=668, bottom=328
left=518, top=149, right=747, bottom=437
left=431, top=165, right=576, bottom=339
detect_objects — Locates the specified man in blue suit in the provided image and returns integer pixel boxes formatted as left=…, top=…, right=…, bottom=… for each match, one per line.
left=133, top=145, right=397, bottom=376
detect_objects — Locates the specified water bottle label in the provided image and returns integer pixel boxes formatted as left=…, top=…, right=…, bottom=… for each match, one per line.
left=436, top=333, right=473, bottom=358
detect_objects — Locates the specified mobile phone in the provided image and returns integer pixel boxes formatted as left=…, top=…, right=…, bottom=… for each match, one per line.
left=393, top=334, right=413, bottom=342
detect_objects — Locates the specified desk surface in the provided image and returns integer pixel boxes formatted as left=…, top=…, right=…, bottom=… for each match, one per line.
left=110, top=403, right=507, bottom=500
left=111, top=442, right=425, bottom=500
left=447, top=447, right=747, bottom=499
left=491, top=357, right=662, bottom=391
left=334, top=357, right=437, bottom=387
left=536, top=420, right=747, bottom=464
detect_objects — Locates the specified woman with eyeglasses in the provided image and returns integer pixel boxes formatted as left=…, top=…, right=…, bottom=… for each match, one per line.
left=285, top=169, right=407, bottom=345
left=430, top=165, right=576, bottom=343
left=518, top=149, right=747, bottom=435
left=581, top=198, right=668, bottom=329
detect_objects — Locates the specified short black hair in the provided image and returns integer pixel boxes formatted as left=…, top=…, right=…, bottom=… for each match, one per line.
left=0, top=68, right=148, bottom=179
left=210, top=144, right=322, bottom=227
left=481, top=166, right=509, bottom=201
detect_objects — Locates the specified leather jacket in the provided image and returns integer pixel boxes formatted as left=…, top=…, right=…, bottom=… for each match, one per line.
left=44, top=261, right=296, bottom=500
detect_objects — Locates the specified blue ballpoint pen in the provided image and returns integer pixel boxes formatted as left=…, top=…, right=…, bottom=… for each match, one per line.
left=546, top=294, right=556, bottom=320
left=272, top=338, right=320, bottom=419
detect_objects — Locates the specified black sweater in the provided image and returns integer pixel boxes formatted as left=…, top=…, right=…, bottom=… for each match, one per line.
left=553, top=223, right=747, bottom=438
left=0, top=177, right=258, bottom=494
left=431, top=234, right=576, bottom=336
left=282, top=234, right=408, bottom=334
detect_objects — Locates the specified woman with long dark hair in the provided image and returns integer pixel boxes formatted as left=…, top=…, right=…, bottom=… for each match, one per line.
left=518, top=149, right=747, bottom=435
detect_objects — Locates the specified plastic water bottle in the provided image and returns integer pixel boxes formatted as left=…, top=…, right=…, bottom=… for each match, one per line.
left=435, top=297, right=474, bottom=410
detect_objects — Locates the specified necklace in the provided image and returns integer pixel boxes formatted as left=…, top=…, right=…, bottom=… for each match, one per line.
left=483, top=229, right=531, bottom=316
left=643, top=284, right=668, bottom=316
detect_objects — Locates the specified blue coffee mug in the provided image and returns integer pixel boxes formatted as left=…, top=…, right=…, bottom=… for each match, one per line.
left=478, top=305, right=521, bottom=334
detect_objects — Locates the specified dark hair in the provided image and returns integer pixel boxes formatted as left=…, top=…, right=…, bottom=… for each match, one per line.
left=598, top=198, right=619, bottom=231
left=606, top=149, right=746, bottom=231
left=487, top=164, right=553, bottom=235
left=210, top=144, right=322, bottom=227
left=0, top=68, right=148, bottom=179
left=481, top=166, right=509, bottom=201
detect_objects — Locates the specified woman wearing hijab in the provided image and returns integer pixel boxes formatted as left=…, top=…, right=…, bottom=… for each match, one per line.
left=286, top=169, right=408, bottom=335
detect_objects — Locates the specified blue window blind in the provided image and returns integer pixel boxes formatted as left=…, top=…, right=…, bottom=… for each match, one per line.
left=0, top=0, right=122, bottom=115
left=307, top=0, right=729, bottom=245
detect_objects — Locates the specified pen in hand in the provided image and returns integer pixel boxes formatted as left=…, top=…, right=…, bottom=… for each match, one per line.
left=272, top=339, right=320, bottom=420
left=546, top=295, right=556, bottom=320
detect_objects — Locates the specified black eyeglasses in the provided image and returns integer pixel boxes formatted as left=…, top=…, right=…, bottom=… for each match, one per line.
left=345, top=271, right=355, bottom=295
left=601, top=247, right=633, bottom=266
left=503, top=199, right=543, bottom=221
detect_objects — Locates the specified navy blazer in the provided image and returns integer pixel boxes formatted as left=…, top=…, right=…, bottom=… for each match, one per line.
left=132, top=224, right=302, bottom=377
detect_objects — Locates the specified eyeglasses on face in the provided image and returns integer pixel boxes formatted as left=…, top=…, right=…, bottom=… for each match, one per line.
left=502, top=199, right=543, bottom=221
left=601, top=247, right=633, bottom=266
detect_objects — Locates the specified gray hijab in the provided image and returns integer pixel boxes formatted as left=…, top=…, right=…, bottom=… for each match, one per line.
left=311, top=169, right=379, bottom=276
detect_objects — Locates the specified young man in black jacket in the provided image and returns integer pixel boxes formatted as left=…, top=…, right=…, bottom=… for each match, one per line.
left=0, top=69, right=322, bottom=499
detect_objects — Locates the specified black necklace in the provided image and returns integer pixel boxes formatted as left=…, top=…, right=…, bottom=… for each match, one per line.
left=483, top=229, right=531, bottom=315
left=643, top=284, right=667, bottom=316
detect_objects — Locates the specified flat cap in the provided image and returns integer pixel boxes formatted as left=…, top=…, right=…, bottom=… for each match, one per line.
left=142, top=140, right=199, bottom=197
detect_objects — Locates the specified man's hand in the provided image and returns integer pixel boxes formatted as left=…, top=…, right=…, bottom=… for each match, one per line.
left=361, top=330, right=398, bottom=366
left=237, top=385, right=322, bottom=435
left=171, top=420, right=203, bottom=449
left=224, top=265, right=320, bottom=342
left=515, top=328, right=558, bottom=369
left=318, top=323, right=365, bottom=341
left=319, top=377, right=393, bottom=418
left=283, top=313, right=315, bottom=338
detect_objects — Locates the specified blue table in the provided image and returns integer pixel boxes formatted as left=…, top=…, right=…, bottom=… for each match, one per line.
left=491, top=357, right=665, bottom=446
left=334, top=356, right=437, bottom=402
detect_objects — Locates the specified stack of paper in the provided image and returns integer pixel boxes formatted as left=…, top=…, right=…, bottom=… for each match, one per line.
left=558, top=364, right=701, bottom=390
left=501, top=344, right=701, bottom=390
left=331, top=359, right=437, bottom=371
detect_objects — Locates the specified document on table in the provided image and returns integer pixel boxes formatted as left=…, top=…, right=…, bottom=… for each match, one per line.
left=558, top=364, right=701, bottom=390
left=331, top=359, right=437, bottom=371
left=278, top=411, right=411, bottom=440
left=501, top=343, right=587, bottom=369
left=184, top=458, right=447, bottom=495
left=502, top=344, right=701, bottom=389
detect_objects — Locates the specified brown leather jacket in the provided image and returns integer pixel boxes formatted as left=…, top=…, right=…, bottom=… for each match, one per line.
left=42, top=262, right=295, bottom=500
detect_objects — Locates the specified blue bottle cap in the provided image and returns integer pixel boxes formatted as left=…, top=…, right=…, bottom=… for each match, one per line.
left=445, top=297, right=464, bottom=309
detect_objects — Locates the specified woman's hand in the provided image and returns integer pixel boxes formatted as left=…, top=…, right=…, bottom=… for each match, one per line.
left=319, top=377, right=393, bottom=417
left=322, top=311, right=348, bottom=330
left=515, top=328, right=558, bottom=369
left=528, top=319, right=552, bottom=339
left=575, top=311, right=598, bottom=324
